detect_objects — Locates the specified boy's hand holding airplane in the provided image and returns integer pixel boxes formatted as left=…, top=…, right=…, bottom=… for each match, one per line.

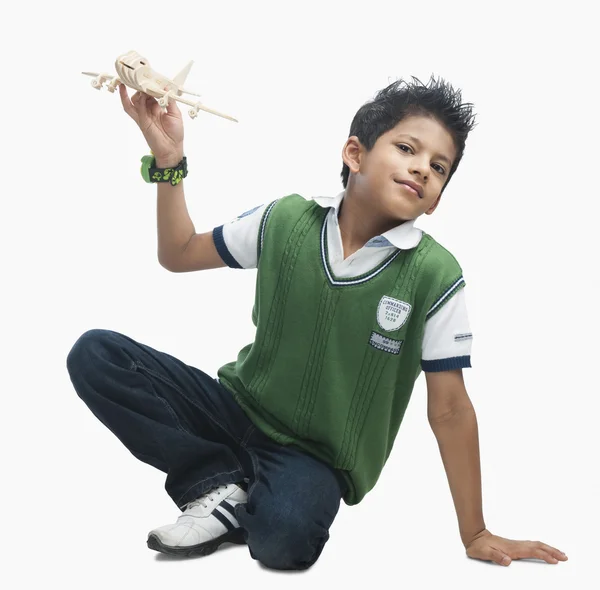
left=118, top=83, right=184, bottom=168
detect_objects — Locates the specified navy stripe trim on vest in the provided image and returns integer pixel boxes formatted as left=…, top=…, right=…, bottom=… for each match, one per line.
left=258, top=200, right=279, bottom=261
left=212, top=507, right=236, bottom=531
left=421, top=355, right=472, bottom=372
left=426, top=276, right=465, bottom=320
left=320, top=214, right=401, bottom=286
left=213, top=226, right=242, bottom=269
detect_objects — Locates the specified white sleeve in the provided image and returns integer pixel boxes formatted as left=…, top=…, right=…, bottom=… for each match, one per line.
left=212, top=204, right=267, bottom=269
left=421, top=288, right=473, bottom=372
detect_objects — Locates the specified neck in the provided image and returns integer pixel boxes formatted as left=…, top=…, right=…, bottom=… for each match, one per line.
left=337, top=189, right=406, bottom=259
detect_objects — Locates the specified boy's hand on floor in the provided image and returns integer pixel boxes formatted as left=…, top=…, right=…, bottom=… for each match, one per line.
left=464, top=529, right=568, bottom=566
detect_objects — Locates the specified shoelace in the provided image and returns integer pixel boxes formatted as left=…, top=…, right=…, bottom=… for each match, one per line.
left=185, top=484, right=229, bottom=510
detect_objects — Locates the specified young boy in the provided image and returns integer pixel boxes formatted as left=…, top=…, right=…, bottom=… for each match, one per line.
left=67, top=75, right=567, bottom=570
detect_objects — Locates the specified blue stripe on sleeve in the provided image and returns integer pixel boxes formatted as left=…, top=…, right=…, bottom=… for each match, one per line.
left=421, top=356, right=472, bottom=372
left=212, top=226, right=242, bottom=269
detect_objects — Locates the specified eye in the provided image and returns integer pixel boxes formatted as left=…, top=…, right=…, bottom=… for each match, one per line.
left=396, top=144, right=446, bottom=175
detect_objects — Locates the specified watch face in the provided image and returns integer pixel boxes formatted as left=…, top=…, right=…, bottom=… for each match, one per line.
left=140, top=155, right=155, bottom=183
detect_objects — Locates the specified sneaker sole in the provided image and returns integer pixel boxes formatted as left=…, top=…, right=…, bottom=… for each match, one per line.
left=147, top=528, right=245, bottom=557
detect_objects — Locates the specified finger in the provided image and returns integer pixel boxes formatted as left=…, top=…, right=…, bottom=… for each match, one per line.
left=488, top=547, right=512, bottom=566
left=147, top=96, right=161, bottom=118
left=532, top=548, right=562, bottom=564
left=526, top=541, right=567, bottom=563
left=166, top=97, right=181, bottom=115
left=538, top=542, right=568, bottom=561
left=515, top=542, right=562, bottom=564
left=131, top=91, right=146, bottom=122
left=136, top=92, right=154, bottom=126
left=119, top=84, right=139, bottom=124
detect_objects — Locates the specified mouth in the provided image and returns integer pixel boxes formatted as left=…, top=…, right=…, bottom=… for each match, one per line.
left=394, top=180, right=422, bottom=199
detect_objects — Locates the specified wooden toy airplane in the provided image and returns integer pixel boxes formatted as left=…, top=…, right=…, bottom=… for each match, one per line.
left=82, top=50, right=238, bottom=122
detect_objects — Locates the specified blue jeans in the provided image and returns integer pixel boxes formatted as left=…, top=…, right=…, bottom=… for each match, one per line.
left=66, top=329, right=346, bottom=570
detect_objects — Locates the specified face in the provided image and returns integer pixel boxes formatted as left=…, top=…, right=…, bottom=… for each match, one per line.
left=342, top=115, right=457, bottom=222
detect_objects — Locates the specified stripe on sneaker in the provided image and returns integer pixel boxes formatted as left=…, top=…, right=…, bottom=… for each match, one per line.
left=212, top=507, right=237, bottom=531
left=219, top=500, right=237, bottom=519
left=216, top=504, right=239, bottom=528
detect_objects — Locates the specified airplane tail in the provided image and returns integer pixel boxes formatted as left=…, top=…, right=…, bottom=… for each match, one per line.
left=173, top=60, right=194, bottom=87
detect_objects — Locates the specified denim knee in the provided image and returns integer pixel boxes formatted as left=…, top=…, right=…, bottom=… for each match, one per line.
left=241, top=508, right=329, bottom=570
left=67, top=329, right=111, bottom=369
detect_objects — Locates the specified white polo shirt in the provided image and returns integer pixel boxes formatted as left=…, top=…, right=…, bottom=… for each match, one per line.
left=213, top=191, right=473, bottom=373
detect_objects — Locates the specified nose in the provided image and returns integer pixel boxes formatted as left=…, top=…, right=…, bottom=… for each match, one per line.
left=409, top=160, right=428, bottom=179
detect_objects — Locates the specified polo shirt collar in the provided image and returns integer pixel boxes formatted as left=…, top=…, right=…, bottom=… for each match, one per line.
left=312, top=190, right=423, bottom=250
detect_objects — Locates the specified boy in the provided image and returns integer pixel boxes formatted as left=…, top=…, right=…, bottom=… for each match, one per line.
left=67, top=75, right=567, bottom=570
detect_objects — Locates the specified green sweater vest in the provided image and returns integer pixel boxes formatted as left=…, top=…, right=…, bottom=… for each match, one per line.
left=217, top=194, right=466, bottom=505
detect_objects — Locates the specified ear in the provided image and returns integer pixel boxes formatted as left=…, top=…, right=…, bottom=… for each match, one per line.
left=342, top=136, right=362, bottom=173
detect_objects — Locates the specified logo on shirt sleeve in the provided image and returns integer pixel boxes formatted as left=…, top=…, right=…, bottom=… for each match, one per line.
left=454, top=333, right=473, bottom=342
left=377, top=296, right=412, bottom=332
left=235, top=205, right=262, bottom=222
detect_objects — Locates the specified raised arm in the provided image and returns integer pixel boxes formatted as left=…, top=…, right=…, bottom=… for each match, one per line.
left=117, top=83, right=226, bottom=273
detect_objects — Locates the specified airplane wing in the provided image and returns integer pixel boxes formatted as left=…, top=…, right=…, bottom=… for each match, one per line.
left=118, top=86, right=236, bottom=122
left=172, top=94, right=238, bottom=122
left=81, top=71, right=117, bottom=81
left=178, top=88, right=202, bottom=98
left=82, top=71, right=122, bottom=92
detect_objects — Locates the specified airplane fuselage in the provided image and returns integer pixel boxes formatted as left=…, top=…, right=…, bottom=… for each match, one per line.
left=114, top=51, right=181, bottom=97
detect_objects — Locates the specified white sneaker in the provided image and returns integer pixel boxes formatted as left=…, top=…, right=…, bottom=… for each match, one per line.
left=147, top=483, right=248, bottom=556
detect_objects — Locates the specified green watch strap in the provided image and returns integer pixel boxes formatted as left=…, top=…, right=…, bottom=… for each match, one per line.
left=141, top=155, right=188, bottom=186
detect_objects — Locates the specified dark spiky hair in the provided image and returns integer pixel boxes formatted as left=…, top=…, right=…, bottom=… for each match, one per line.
left=341, top=75, right=478, bottom=194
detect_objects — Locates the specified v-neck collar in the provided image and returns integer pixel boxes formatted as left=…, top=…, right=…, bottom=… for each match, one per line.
left=319, top=211, right=402, bottom=287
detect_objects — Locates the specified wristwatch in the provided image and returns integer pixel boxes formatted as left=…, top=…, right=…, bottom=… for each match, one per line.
left=141, top=153, right=188, bottom=186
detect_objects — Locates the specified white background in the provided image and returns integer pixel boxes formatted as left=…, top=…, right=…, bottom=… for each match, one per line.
left=2, top=0, right=597, bottom=588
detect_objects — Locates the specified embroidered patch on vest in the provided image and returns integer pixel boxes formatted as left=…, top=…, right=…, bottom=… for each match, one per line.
left=376, top=296, right=412, bottom=331
left=454, top=333, right=473, bottom=342
left=369, top=331, right=403, bottom=355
